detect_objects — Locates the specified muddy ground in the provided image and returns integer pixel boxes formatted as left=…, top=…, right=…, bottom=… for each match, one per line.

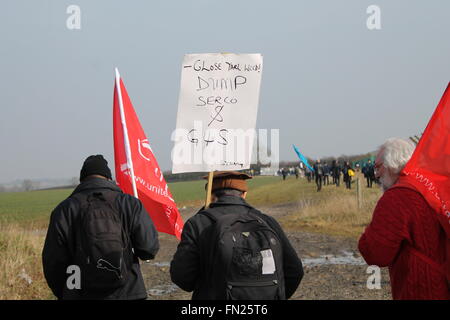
left=141, top=202, right=391, bottom=300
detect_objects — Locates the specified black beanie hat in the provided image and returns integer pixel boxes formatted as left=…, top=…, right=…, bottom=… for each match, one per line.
left=80, top=155, right=112, bottom=181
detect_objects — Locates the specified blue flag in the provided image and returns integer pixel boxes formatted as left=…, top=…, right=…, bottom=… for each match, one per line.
left=292, top=145, right=314, bottom=171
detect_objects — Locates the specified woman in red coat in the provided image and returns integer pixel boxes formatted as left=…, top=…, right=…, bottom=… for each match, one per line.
left=359, top=138, right=449, bottom=300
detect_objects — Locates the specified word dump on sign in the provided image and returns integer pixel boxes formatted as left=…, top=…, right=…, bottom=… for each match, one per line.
left=172, top=53, right=263, bottom=174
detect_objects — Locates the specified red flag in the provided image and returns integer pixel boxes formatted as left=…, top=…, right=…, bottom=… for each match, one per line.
left=398, top=83, right=450, bottom=236
left=113, top=69, right=184, bottom=239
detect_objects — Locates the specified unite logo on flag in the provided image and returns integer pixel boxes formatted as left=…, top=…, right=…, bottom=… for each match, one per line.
left=113, top=68, right=183, bottom=239
left=138, top=139, right=153, bottom=162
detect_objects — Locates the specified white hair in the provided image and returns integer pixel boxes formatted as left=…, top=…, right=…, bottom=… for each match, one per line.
left=378, top=137, right=415, bottom=174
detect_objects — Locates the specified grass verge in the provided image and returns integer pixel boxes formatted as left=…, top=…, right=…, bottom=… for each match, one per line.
left=0, top=223, right=53, bottom=299
left=279, top=175, right=382, bottom=239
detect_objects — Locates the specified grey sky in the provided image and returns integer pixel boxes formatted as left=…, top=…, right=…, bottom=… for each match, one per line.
left=1, top=0, right=449, bottom=183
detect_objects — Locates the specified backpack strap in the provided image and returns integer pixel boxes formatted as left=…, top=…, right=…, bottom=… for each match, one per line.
left=70, top=192, right=88, bottom=209
left=199, top=209, right=220, bottom=223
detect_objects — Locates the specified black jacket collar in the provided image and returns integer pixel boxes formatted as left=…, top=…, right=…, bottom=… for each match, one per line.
left=209, top=195, right=252, bottom=208
left=70, top=177, right=122, bottom=196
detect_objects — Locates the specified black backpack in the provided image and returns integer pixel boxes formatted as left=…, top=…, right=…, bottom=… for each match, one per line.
left=199, top=207, right=285, bottom=300
left=72, top=191, right=131, bottom=291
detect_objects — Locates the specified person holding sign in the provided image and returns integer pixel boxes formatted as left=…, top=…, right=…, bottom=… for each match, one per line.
left=170, top=171, right=304, bottom=300
left=343, top=161, right=354, bottom=189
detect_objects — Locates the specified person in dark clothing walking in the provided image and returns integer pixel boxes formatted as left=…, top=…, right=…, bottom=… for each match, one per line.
left=42, top=155, right=159, bottom=300
left=313, top=160, right=324, bottom=191
left=365, top=160, right=375, bottom=188
left=281, top=167, right=288, bottom=180
left=305, top=167, right=313, bottom=182
left=323, top=162, right=330, bottom=186
left=170, top=171, right=303, bottom=300
left=362, top=163, right=368, bottom=181
left=343, top=161, right=354, bottom=189
left=331, top=160, right=341, bottom=187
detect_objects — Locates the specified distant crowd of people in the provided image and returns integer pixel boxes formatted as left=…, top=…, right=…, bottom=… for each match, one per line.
left=279, top=159, right=377, bottom=192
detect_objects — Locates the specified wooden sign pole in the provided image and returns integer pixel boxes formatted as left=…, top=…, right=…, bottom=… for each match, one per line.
left=205, top=171, right=214, bottom=208
left=204, top=52, right=230, bottom=209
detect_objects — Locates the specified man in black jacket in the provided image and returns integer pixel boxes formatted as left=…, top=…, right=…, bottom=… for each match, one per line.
left=170, top=171, right=303, bottom=300
left=42, top=155, right=159, bottom=300
left=365, top=160, right=375, bottom=188
left=343, top=161, right=353, bottom=189
left=331, top=159, right=341, bottom=186
left=313, top=159, right=324, bottom=191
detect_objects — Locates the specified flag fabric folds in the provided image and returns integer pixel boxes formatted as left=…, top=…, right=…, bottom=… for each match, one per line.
left=399, top=83, right=450, bottom=236
left=113, top=69, right=184, bottom=239
left=292, top=145, right=314, bottom=171
left=396, top=83, right=450, bottom=283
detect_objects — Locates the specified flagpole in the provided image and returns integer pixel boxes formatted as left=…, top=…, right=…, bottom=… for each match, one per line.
left=115, top=67, right=139, bottom=198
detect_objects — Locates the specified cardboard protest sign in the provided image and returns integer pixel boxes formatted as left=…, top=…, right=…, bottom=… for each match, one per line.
left=172, top=53, right=263, bottom=173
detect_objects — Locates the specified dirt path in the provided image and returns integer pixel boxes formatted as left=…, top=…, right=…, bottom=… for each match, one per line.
left=141, top=203, right=391, bottom=300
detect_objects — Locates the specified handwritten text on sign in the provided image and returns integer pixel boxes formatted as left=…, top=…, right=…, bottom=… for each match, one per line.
left=172, top=53, right=263, bottom=173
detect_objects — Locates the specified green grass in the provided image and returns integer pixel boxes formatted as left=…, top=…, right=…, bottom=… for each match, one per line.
left=169, top=175, right=313, bottom=208
left=170, top=175, right=287, bottom=207
left=167, top=179, right=205, bottom=207
left=278, top=174, right=382, bottom=238
left=0, top=174, right=381, bottom=238
left=247, top=176, right=317, bottom=206
left=0, top=189, right=73, bottom=229
left=0, top=176, right=285, bottom=227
